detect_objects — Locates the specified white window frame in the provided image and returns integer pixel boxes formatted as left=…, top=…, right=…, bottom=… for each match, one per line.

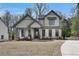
left=48, top=17, right=56, bottom=26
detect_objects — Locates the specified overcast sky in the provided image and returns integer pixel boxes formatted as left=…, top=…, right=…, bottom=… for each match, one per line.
left=0, top=3, right=76, bottom=17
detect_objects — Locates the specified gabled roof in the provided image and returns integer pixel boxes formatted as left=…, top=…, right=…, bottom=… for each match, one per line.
left=13, top=10, right=62, bottom=28
left=13, top=14, right=43, bottom=27
left=13, top=14, right=34, bottom=27
left=44, top=10, right=61, bottom=19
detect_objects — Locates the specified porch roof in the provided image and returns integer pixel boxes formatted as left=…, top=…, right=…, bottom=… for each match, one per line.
left=42, top=26, right=61, bottom=29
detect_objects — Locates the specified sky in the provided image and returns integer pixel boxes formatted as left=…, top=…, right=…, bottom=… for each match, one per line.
left=0, top=3, right=76, bottom=18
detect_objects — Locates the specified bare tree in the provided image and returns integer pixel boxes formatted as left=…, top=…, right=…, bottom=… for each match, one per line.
left=3, top=10, right=11, bottom=27
left=25, top=8, right=32, bottom=16
left=2, top=10, right=11, bottom=40
left=33, top=3, right=48, bottom=19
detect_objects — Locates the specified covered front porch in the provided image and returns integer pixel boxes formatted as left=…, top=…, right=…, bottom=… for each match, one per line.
left=16, top=21, right=43, bottom=40
left=16, top=28, right=42, bottom=40
left=16, top=28, right=62, bottom=40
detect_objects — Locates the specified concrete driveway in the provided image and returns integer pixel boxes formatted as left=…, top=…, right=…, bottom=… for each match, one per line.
left=61, top=40, right=79, bottom=56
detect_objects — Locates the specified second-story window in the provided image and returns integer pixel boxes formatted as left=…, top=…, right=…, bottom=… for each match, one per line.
left=48, top=17, right=56, bottom=25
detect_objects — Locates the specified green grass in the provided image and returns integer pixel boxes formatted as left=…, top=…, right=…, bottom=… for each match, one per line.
left=0, top=40, right=64, bottom=56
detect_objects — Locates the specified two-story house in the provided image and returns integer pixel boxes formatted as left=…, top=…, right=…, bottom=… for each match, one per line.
left=13, top=10, right=62, bottom=40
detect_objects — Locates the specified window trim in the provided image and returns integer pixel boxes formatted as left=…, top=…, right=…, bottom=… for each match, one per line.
left=48, top=17, right=57, bottom=20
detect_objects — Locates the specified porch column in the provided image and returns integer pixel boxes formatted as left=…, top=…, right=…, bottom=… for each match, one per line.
left=59, top=29, right=62, bottom=37
left=31, top=29, right=34, bottom=39
left=52, top=29, right=55, bottom=38
left=19, top=29, right=22, bottom=38
left=25, top=29, right=28, bottom=37
left=39, top=29, right=42, bottom=39
left=45, top=29, right=49, bottom=38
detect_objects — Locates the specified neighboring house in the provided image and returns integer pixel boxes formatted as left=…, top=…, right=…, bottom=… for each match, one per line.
left=0, top=17, right=9, bottom=41
left=13, top=10, right=62, bottom=39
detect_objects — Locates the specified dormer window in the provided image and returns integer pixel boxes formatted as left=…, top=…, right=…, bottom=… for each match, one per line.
left=48, top=17, right=57, bottom=25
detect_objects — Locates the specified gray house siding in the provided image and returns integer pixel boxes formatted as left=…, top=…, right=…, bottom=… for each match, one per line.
left=0, top=19, right=9, bottom=41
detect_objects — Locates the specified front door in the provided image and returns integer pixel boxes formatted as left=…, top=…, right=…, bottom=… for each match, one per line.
left=34, top=28, right=39, bottom=38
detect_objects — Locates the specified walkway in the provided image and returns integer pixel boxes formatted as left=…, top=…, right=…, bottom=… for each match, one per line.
left=61, top=40, right=79, bottom=56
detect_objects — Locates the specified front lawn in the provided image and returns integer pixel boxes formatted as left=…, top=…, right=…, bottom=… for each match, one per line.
left=0, top=40, right=64, bottom=56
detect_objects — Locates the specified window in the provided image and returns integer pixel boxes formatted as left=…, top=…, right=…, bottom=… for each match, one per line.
left=55, top=30, right=59, bottom=37
left=42, top=29, right=45, bottom=37
left=48, top=17, right=56, bottom=25
left=1, top=35, right=4, bottom=39
left=49, top=29, right=52, bottom=37
left=21, top=29, right=25, bottom=37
